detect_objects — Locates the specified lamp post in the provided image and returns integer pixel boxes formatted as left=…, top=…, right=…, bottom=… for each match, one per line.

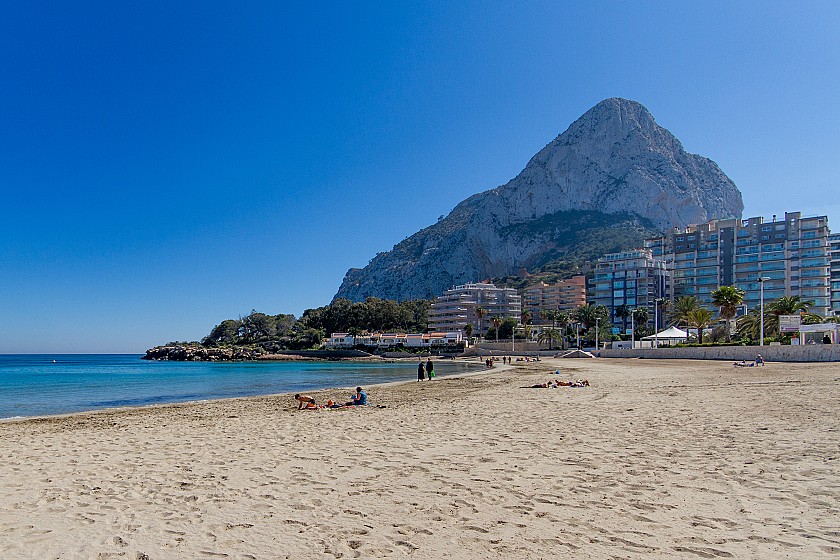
left=654, top=300, right=659, bottom=349
left=595, top=317, right=600, bottom=351
left=512, top=325, right=515, bottom=354
left=575, top=323, right=580, bottom=350
left=630, top=310, right=635, bottom=349
left=758, top=277, right=770, bottom=346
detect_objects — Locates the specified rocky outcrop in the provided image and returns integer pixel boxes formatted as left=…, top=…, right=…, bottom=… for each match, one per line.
left=142, top=345, right=377, bottom=362
left=335, top=98, right=743, bottom=302
left=143, top=344, right=265, bottom=361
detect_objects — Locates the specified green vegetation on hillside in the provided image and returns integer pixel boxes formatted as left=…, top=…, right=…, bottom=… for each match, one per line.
left=491, top=210, right=662, bottom=289
left=199, top=298, right=431, bottom=352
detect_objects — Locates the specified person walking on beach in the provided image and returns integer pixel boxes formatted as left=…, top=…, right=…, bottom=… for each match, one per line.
left=417, top=358, right=426, bottom=381
left=426, top=358, right=435, bottom=380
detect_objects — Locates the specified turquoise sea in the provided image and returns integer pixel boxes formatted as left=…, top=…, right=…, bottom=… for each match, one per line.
left=0, top=354, right=476, bottom=420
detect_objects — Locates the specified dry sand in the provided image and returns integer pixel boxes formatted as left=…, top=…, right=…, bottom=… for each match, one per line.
left=1, top=358, right=838, bottom=559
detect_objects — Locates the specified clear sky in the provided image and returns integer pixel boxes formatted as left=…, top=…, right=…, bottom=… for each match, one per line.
left=1, top=1, right=838, bottom=353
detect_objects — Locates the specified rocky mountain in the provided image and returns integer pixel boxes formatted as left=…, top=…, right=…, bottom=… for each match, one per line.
left=335, top=98, right=744, bottom=302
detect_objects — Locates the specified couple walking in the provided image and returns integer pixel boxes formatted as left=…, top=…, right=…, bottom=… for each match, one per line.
left=417, top=357, right=435, bottom=381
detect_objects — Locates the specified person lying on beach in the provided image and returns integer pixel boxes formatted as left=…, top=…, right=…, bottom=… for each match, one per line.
left=525, top=381, right=552, bottom=388
left=524, top=379, right=590, bottom=388
left=345, top=387, right=367, bottom=406
left=295, top=394, right=317, bottom=409
left=733, top=360, right=755, bottom=367
left=553, top=379, right=590, bottom=387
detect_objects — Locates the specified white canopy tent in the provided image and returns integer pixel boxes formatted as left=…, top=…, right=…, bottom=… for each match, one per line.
left=641, top=326, right=688, bottom=345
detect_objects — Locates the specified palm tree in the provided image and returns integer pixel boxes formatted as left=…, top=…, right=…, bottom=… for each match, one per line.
left=555, top=311, right=571, bottom=350
left=537, top=328, right=561, bottom=349
left=347, top=326, right=362, bottom=348
left=669, top=296, right=700, bottom=328
left=491, top=316, right=503, bottom=343
left=686, top=307, right=715, bottom=344
left=736, top=308, right=762, bottom=341
left=765, top=296, right=815, bottom=337
left=615, top=304, right=631, bottom=333
left=463, top=323, right=473, bottom=339
left=475, top=307, right=486, bottom=340
left=631, top=307, right=650, bottom=327
left=711, top=286, right=745, bottom=342
left=520, top=310, right=532, bottom=341
left=573, top=304, right=599, bottom=329
left=541, top=309, right=558, bottom=328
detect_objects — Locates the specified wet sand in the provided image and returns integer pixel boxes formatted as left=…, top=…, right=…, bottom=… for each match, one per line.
left=1, top=358, right=838, bottom=558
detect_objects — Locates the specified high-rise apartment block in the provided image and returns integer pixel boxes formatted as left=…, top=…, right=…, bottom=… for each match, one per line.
left=522, top=276, right=586, bottom=322
left=829, top=233, right=840, bottom=317
left=428, top=283, right=522, bottom=334
left=645, top=212, right=831, bottom=317
left=591, top=249, right=669, bottom=329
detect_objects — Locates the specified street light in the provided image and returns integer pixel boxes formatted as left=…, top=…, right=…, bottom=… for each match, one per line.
left=654, top=299, right=660, bottom=349
left=630, top=310, right=635, bottom=349
left=758, top=277, right=770, bottom=346
left=511, top=325, right=516, bottom=354
left=595, top=317, right=600, bottom=351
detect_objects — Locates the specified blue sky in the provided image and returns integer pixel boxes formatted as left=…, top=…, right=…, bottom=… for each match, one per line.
left=1, top=1, right=838, bottom=353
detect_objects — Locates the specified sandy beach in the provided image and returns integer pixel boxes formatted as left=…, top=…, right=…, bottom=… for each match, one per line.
left=1, top=358, right=838, bottom=559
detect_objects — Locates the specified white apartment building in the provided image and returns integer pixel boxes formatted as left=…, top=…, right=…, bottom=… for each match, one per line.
left=428, top=283, right=522, bottom=334
left=326, top=332, right=463, bottom=349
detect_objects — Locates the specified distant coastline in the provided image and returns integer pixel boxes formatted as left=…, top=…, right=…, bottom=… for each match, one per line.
left=142, top=343, right=434, bottom=362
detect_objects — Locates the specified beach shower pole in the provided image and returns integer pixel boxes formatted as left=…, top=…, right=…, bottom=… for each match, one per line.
left=630, top=311, right=635, bottom=349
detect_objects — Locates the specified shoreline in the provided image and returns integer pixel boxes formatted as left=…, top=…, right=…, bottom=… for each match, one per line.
left=0, top=356, right=494, bottom=425
left=2, top=358, right=837, bottom=558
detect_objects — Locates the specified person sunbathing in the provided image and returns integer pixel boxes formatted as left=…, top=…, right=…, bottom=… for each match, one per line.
left=525, top=379, right=590, bottom=388
left=345, top=387, right=367, bottom=406
left=526, top=381, right=552, bottom=388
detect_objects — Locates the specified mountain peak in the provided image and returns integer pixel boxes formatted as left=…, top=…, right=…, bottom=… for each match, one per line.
left=334, top=99, right=743, bottom=302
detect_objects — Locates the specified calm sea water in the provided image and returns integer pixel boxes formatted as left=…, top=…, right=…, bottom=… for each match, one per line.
left=0, top=354, right=477, bottom=420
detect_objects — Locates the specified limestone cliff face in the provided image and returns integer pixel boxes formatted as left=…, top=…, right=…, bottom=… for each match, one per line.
left=335, top=98, right=743, bottom=302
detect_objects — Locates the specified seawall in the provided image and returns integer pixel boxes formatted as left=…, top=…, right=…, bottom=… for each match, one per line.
left=467, top=342, right=840, bottom=362
left=598, top=344, right=840, bottom=362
